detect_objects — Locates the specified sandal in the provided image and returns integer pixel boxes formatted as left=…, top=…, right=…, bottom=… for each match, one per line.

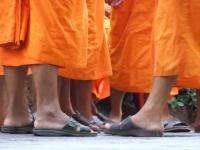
left=72, top=112, right=100, bottom=132
left=88, top=116, right=105, bottom=129
left=72, top=112, right=90, bottom=126
left=1, top=121, right=34, bottom=134
left=104, top=117, right=163, bottom=137
left=33, top=117, right=97, bottom=137
left=163, top=118, right=191, bottom=133
left=95, top=112, right=113, bottom=123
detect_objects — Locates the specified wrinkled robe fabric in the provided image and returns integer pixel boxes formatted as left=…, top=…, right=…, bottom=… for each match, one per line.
left=154, top=0, right=200, bottom=89
left=109, top=0, right=156, bottom=92
left=0, top=0, right=29, bottom=49
left=0, top=67, right=3, bottom=75
left=92, top=78, right=110, bottom=100
left=59, top=0, right=112, bottom=80
left=0, top=49, right=3, bottom=75
left=0, top=0, right=88, bottom=68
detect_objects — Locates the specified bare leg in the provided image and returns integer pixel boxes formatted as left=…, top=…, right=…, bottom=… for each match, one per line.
left=32, top=65, right=69, bottom=129
left=74, top=80, right=93, bottom=119
left=0, top=76, right=4, bottom=125
left=92, top=102, right=98, bottom=115
left=161, top=103, right=173, bottom=121
left=130, top=76, right=177, bottom=131
left=194, top=90, right=200, bottom=132
left=26, top=75, right=37, bottom=113
left=70, top=79, right=79, bottom=111
left=58, top=77, right=75, bottom=116
left=3, top=66, right=32, bottom=127
left=0, top=76, right=7, bottom=125
left=109, top=88, right=125, bottom=122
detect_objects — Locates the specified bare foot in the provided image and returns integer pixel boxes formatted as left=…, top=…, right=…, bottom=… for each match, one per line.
left=130, top=114, right=164, bottom=132
left=108, top=115, right=121, bottom=123
left=34, top=111, right=70, bottom=129
left=103, top=113, right=164, bottom=132
left=194, top=119, right=200, bottom=132
left=3, top=113, right=33, bottom=127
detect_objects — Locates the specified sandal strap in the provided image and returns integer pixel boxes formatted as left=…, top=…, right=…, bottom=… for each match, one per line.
left=88, top=116, right=104, bottom=126
left=72, top=112, right=90, bottom=126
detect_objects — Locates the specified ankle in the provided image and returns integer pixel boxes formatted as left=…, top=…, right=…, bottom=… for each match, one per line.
left=34, top=111, right=69, bottom=129
left=109, top=111, right=122, bottom=118
left=131, top=113, right=163, bottom=131
left=3, top=113, right=33, bottom=127
left=37, top=109, right=62, bottom=119
left=78, top=110, right=93, bottom=119
left=65, top=109, right=75, bottom=117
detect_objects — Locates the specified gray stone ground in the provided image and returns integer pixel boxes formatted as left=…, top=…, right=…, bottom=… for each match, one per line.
left=0, top=132, right=200, bottom=150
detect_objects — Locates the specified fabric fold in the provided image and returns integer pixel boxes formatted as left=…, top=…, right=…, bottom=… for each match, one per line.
left=0, top=0, right=30, bottom=49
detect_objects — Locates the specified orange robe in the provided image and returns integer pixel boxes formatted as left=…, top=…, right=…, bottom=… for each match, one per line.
left=92, top=19, right=112, bottom=100
left=0, top=0, right=88, bottom=68
left=59, top=0, right=112, bottom=80
left=109, top=0, right=156, bottom=93
left=92, top=78, right=110, bottom=100
left=0, top=67, right=3, bottom=75
left=154, top=0, right=200, bottom=89
left=0, top=49, right=3, bottom=75
left=0, top=0, right=29, bottom=49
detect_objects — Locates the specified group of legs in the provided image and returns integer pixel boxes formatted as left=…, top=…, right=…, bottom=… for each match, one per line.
left=58, top=78, right=105, bottom=131
left=0, top=0, right=111, bottom=136
left=2, top=66, right=92, bottom=134
left=1, top=0, right=200, bottom=138
left=109, top=88, right=194, bottom=132
left=1, top=65, right=108, bottom=136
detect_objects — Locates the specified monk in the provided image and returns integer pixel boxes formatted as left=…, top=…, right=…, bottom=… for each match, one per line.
left=104, top=0, right=200, bottom=137
left=106, top=1, right=189, bottom=132
left=59, top=0, right=112, bottom=128
left=105, top=0, right=155, bottom=122
left=0, top=0, right=95, bottom=136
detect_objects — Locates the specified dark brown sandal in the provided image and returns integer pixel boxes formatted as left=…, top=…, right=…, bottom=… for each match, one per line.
left=72, top=112, right=90, bottom=126
left=1, top=121, right=34, bottom=134
left=104, top=117, right=163, bottom=137
left=72, top=112, right=100, bottom=132
left=33, top=117, right=97, bottom=137
left=88, top=116, right=104, bottom=128
left=95, top=112, right=112, bottom=123
left=163, top=118, right=191, bottom=133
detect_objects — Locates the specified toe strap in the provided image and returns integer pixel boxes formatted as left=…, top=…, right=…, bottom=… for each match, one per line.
left=110, top=117, right=135, bottom=132
left=63, top=118, right=91, bottom=133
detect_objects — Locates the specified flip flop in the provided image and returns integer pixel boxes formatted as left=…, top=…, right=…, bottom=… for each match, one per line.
left=104, top=117, right=163, bottom=137
left=33, top=117, right=97, bottom=137
left=88, top=116, right=104, bottom=128
left=1, top=121, right=34, bottom=134
left=195, top=127, right=200, bottom=133
left=72, top=112, right=101, bottom=132
left=95, top=112, right=112, bottom=123
left=72, top=112, right=90, bottom=126
left=163, top=118, right=191, bottom=133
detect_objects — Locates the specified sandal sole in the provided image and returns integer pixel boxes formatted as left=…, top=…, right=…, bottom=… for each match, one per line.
left=33, top=128, right=98, bottom=137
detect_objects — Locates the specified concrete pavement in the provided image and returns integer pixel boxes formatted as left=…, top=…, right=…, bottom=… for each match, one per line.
left=0, top=132, right=200, bottom=150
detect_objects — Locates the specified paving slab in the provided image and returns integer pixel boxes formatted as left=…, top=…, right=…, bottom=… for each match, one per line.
left=0, top=132, right=200, bottom=150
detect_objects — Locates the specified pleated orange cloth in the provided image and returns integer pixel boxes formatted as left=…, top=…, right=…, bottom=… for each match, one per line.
left=92, top=78, right=110, bottom=101
left=0, top=0, right=88, bottom=68
left=59, top=0, right=112, bottom=80
left=91, top=19, right=112, bottom=100
left=0, top=67, right=3, bottom=75
left=0, top=49, right=3, bottom=75
left=104, top=18, right=111, bottom=41
left=109, top=0, right=156, bottom=93
left=154, top=0, right=200, bottom=89
left=0, top=0, right=29, bottom=50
